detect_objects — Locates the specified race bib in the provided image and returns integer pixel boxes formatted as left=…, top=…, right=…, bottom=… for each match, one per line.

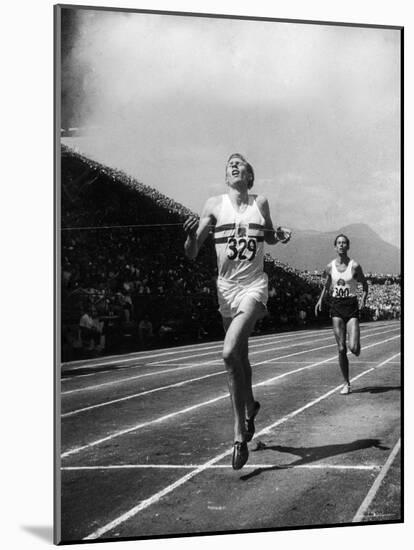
left=333, top=278, right=350, bottom=298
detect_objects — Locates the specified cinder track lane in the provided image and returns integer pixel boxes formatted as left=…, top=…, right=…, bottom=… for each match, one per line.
left=60, top=330, right=399, bottom=455
left=59, top=322, right=401, bottom=542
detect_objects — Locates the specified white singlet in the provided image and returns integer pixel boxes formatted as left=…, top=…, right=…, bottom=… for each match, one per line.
left=214, top=194, right=266, bottom=282
left=330, top=259, right=358, bottom=298
left=214, top=194, right=268, bottom=317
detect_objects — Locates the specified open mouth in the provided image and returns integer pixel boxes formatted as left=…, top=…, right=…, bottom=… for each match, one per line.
left=232, top=170, right=240, bottom=176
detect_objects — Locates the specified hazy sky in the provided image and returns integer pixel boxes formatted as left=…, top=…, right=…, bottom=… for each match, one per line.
left=62, top=9, right=401, bottom=246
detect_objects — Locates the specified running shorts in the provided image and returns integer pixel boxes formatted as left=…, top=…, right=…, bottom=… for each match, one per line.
left=217, top=272, right=268, bottom=318
left=329, top=296, right=359, bottom=323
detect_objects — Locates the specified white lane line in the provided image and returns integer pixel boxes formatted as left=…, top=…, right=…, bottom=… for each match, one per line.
left=257, top=353, right=400, bottom=437
left=61, top=332, right=335, bottom=394
left=61, top=330, right=318, bottom=373
left=145, top=326, right=397, bottom=366
left=62, top=322, right=394, bottom=373
left=352, top=438, right=401, bottom=523
left=82, top=351, right=399, bottom=540
left=62, top=362, right=224, bottom=383
left=62, top=330, right=398, bottom=416
left=62, top=326, right=399, bottom=395
left=62, top=342, right=339, bottom=417
left=267, top=360, right=398, bottom=366
left=61, top=371, right=221, bottom=418
left=147, top=334, right=332, bottom=365
left=62, top=463, right=380, bottom=471
left=61, top=326, right=334, bottom=369
left=62, top=334, right=336, bottom=395
left=60, top=331, right=325, bottom=381
left=62, top=363, right=221, bottom=396
left=253, top=331, right=398, bottom=369
left=61, top=336, right=399, bottom=457
left=82, top=451, right=240, bottom=540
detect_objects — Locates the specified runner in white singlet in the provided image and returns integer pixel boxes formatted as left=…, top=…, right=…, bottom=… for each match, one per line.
left=183, top=153, right=291, bottom=470
left=315, top=234, right=368, bottom=395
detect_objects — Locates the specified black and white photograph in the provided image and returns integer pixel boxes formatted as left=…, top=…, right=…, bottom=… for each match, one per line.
left=55, top=3, right=402, bottom=546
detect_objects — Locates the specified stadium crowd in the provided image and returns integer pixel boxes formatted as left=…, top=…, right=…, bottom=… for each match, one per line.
left=60, top=145, right=401, bottom=360
left=364, top=280, right=401, bottom=321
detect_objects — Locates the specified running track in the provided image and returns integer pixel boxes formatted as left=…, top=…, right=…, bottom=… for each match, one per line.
left=57, top=320, right=402, bottom=543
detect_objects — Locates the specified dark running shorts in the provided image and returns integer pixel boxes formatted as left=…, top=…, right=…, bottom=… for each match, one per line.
left=330, top=297, right=359, bottom=323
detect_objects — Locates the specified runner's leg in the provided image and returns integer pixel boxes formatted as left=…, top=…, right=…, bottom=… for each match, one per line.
left=347, top=317, right=361, bottom=356
left=332, top=317, right=349, bottom=384
left=222, top=298, right=265, bottom=442
left=240, top=339, right=255, bottom=415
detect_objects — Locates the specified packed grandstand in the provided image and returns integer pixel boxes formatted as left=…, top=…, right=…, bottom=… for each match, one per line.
left=60, top=145, right=401, bottom=361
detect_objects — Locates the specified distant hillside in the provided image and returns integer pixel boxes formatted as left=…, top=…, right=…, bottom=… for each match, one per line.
left=266, top=223, right=400, bottom=274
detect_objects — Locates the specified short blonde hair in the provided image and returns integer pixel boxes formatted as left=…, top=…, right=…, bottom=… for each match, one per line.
left=226, top=153, right=254, bottom=189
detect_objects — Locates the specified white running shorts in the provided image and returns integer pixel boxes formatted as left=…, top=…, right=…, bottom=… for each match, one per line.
left=217, top=272, right=268, bottom=318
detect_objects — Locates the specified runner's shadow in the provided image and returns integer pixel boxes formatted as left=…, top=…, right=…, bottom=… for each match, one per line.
left=240, top=438, right=389, bottom=481
left=352, top=386, right=401, bottom=394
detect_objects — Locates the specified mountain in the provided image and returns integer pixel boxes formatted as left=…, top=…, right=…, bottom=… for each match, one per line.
left=266, top=223, right=400, bottom=274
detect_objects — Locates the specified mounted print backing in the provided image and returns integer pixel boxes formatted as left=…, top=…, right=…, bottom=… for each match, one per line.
left=55, top=4, right=402, bottom=544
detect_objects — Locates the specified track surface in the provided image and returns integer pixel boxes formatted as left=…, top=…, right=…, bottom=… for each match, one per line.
left=58, top=321, right=401, bottom=543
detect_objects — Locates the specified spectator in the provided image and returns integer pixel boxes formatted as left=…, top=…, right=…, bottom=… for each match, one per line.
left=298, top=308, right=307, bottom=325
left=79, top=307, right=102, bottom=351
left=138, top=315, right=154, bottom=348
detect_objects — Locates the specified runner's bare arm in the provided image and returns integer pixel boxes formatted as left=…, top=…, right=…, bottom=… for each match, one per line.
left=354, top=262, right=368, bottom=309
left=183, top=197, right=218, bottom=260
left=256, top=195, right=292, bottom=245
left=315, top=265, right=332, bottom=316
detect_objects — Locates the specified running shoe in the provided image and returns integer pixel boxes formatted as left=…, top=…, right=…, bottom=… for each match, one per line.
left=232, top=441, right=249, bottom=470
left=340, top=383, right=351, bottom=395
